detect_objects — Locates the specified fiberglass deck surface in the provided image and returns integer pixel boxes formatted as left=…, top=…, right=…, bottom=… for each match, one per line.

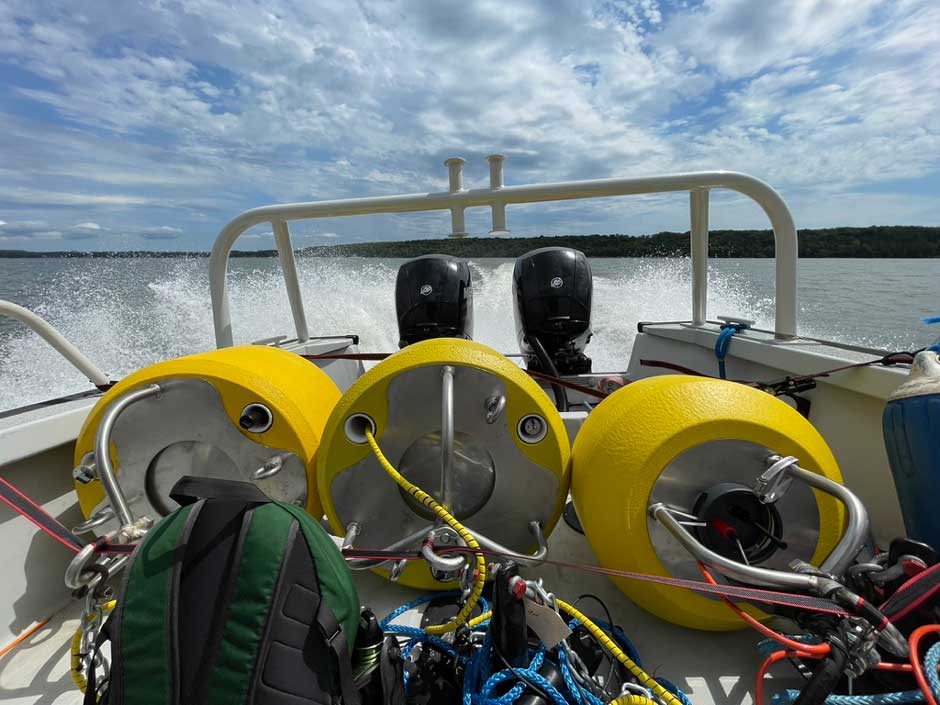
left=0, top=519, right=803, bottom=705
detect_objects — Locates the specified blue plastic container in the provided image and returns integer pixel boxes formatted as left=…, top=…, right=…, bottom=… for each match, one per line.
left=883, top=351, right=940, bottom=548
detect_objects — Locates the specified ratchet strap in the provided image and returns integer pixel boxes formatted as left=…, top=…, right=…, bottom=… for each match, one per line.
left=0, top=477, right=134, bottom=555
left=342, top=545, right=850, bottom=617
left=0, top=476, right=849, bottom=617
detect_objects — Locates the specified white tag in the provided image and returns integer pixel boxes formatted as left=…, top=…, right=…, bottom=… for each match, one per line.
left=524, top=598, right=571, bottom=648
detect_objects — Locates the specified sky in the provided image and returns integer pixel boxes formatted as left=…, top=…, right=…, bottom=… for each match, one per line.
left=0, top=0, right=938, bottom=251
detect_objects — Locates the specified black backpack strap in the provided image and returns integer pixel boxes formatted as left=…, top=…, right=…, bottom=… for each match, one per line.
left=316, top=606, right=361, bottom=705
left=169, top=476, right=270, bottom=507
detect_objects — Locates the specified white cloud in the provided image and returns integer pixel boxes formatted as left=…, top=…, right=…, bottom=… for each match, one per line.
left=657, top=0, right=882, bottom=79
left=0, top=186, right=152, bottom=207
left=139, top=226, right=183, bottom=240
left=0, top=0, right=936, bottom=249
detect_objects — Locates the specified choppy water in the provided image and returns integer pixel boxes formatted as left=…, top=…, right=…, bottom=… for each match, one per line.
left=0, top=256, right=937, bottom=411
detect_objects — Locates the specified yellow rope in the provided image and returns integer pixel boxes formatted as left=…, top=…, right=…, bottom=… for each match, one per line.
left=365, top=429, right=680, bottom=705
left=608, top=697, right=659, bottom=705
left=70, top=600, right=116, bottom=694
left=365, top=428, right=486, bottom=636
left=468, top=611, right=492, bottom=629
left=556, top=599, right=681, bottom=705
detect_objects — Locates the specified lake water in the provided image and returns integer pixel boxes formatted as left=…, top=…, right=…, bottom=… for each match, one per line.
left=0, top=256, right=937, bottom=411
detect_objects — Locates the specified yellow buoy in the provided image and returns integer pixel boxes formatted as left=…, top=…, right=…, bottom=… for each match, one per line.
left=317, top=338, right=570, bottom=590
left=74, top=345, right=341, bottom=523
left=571, top=375, right=845, bottom=631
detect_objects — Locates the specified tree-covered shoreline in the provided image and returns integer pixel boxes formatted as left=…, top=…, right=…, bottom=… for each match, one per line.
left=2, top=225, right=938, bottom=258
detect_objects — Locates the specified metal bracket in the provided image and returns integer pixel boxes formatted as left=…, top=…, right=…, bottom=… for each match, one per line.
left=64, top=517, right=153, bottom=589
left=72, top=506, right=115, bottom=534
left=754, top=455, right=799, bottom=504
left=252, top=452, right=290, bottom=480
left=485, top=395, right=506, bottom=424
left=422, top=526, right=467, bottom=580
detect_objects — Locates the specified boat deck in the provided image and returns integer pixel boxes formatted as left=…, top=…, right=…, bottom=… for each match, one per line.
left=0, top=519, right=802, bottom=705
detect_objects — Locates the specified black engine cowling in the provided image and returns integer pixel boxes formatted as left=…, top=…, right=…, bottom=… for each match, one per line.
left=512, top=247, right=592, bottom=375
left=395, top=255, right=473, bottom=348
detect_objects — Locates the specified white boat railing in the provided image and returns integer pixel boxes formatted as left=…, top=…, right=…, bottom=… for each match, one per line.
left=0, top=299, right=110, bottom=388
left=209, top=158, right=799, bottom=348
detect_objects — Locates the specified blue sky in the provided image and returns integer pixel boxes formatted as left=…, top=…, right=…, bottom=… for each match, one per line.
left=0, top=0, right=937, bottom=251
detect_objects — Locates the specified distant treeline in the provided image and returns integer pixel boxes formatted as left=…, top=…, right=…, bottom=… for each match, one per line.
left=2, top=226, right=938, bottom=258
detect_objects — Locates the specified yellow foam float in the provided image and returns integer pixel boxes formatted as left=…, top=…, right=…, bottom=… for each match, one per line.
left=74, top=345, right=341, bottom=524
left=317, top=338, right=571, bottom=590
left=571, top=375, right=846, bottom=631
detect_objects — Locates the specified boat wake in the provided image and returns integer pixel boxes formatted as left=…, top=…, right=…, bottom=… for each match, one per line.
left=0, top=256, right=771, bottom=411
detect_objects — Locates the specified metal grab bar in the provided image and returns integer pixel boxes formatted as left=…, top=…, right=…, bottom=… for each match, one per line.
left=472, top=520, right=549, bottom=567
left=94, top=384, right=162, bottom=526
left=209, top=164, right=799, bottom=347
left=344, top=520, right=548, bottom=570
left=649, top=458, right=870, bottom=590
left=650, top=503, right=828, bottom=592
left=764, top=457, right=870, bottom=578
left=0, top=299, right=110, bottom=388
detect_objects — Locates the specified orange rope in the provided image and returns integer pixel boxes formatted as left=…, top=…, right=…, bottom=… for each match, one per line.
left=756, top=649, right=813, bottom=705
left=0, top=618, right=50, bottom=660
left=698, top=562, right=832, bottom=657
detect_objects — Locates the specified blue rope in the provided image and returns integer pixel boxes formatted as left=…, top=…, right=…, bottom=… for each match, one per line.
left=594, top=619, right=643, bottom=667
left=757, top=636, right=823, bottom=658
left=482, top=647, right=572, bottom=705
left=656, top=677, right=693, bottom=705
left=462, top=630, right=492, bottom=705
left=925, top=641, right=940, bottom=701
left=715, top=323, right=746, bottom=379
left=385, top=596, right=688, bottom=705
left=401, top=639, right=419, bottom=691
left=557, top=649, right=585, bottom=705
left=382, top=623, right=465, bottom=661
left=772, top=690, right=925, bottom=705
left=379, top=591, right=461, bottom=628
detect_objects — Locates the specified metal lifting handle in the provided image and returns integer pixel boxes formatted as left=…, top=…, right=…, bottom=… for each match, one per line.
left=650, top=503, right=830, bottom=591
left=419, top=521, right=550, bottom=571
left=94, top=384, right=162, bottom=527
left=768, top=457, right=870, bottom=577
left=441, top=365, right=455, bottom=512
left=649, top=458, right=870, bottom=590
left=0, top=299, right=110, bottom=388
left=344, top=521, right=548, bottom=570
left=473, top=521, right=549, bottom=567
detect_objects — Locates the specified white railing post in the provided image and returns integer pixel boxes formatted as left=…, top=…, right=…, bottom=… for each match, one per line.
left=272, top=220, right=310, bottom=343
left=0, top=300, right=110, bottom=387
left=690, top=189, right=710, bottom=327
left=208, top=170, right=799, bottom=346
left=487, top=154, right=509, bottom=235
left=445, top=157, right=468, bottom=238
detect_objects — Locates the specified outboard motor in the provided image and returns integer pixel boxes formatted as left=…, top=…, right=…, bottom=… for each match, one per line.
left=395, top=255, right=473, bottom=348
left=512, top=247, right=592, bottom=375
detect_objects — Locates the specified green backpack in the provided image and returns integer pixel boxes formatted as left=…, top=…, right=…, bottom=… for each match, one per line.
left=95, top=476, right=361, bottom=705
